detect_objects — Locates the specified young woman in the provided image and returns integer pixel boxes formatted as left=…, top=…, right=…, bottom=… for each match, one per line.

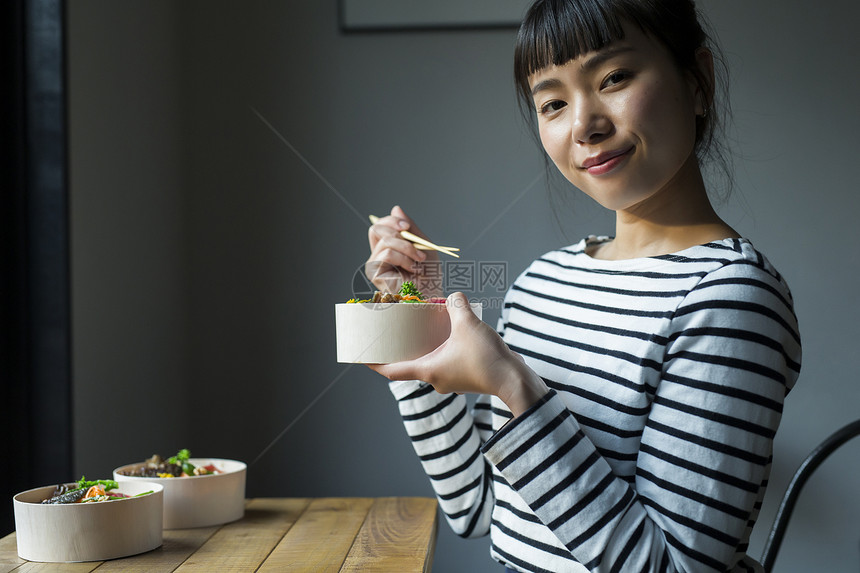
left=364, top=1, right=801, bottom=571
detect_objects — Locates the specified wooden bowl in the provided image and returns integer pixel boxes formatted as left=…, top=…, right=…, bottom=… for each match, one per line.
left=335, top=301, right=482, bottom=363
left=13, top=481, right=163, bottom=562
left=113, top=458, right=246, bottom=529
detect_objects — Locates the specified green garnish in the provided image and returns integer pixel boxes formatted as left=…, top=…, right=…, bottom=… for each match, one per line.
left=168, top=448, right=196, bottom=475
left=75, top=476, right=118, bottom=492
left=168, top=448, right=191, bottom=465
left=399, top=281, right=424, bottom=299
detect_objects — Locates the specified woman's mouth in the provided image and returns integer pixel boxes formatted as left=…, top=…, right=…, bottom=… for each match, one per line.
left=581, top=146, right=634, bottom=175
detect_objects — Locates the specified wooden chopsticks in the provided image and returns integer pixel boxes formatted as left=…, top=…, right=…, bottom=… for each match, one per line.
left=368, top=215, right=460, bottom=258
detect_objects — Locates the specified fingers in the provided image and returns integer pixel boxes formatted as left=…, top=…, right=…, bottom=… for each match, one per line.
left=369, top=233, right=427, bottom=265
left=367, top=206, right=412, bottom=252
left=371, top=206, right=411, bottom=240
left=366, top=206, right=445, bottom=296
left=391, top=205, right=433, bottom=242
left=364, top=239, right=426, bottom=293
left=369, top=206, right=437, bottom=252
left=368, top=208, right=427, bottom=262
left=390, top=205, right=413, bottom=229
left=446, top=292, right=479, bottom=328
left=367, top=206, right=440, bottom=261
left=366, top=357, right=424, bottom=382
left=367, top=217, right=404, bottom=249
left=363, top=265, right=402, bottom=294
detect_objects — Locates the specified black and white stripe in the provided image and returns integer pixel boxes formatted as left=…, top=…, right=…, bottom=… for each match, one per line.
left=389, top=237, right=801, bottom=572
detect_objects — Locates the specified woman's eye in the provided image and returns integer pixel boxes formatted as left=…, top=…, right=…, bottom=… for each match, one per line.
left=602, top=70, right=631, bottom=88
left=539, top=100, right=567, bottom=115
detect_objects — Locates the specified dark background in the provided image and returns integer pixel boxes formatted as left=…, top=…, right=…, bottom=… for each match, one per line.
left=1, top=0, right=72, bottom=534
left=4, top=1, right=859, bottom=571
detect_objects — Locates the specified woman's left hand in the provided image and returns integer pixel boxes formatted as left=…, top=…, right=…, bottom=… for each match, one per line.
left=368, top=292, right=549, bottom=416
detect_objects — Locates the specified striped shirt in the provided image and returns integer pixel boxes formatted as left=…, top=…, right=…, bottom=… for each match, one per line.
left=389, top=236, right=801, bottom=572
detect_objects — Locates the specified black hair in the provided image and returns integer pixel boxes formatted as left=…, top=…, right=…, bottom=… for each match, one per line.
left=514, top=0, right=733, bottom=199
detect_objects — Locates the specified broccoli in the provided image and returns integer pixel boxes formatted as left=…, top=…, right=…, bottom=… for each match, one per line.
left=399, top=281, right=425, bottom=299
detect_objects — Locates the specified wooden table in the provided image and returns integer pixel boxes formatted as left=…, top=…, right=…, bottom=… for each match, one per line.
left=0, top=497, right=438, bottom=572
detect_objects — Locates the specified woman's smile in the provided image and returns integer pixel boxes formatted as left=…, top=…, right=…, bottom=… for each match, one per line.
left=580, top=145, right=635, bottom=175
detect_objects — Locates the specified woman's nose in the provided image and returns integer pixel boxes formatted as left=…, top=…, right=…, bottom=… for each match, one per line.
left=571, top=97, right=612, bottom=145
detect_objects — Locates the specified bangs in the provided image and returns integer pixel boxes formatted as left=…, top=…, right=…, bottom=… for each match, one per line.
left=514, top=0, right=626, bottom=81
left=512, top=0, right=727, bottom=187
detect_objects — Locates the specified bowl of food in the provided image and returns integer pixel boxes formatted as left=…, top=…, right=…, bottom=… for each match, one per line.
left=335, top=282, right=482, bottom=364
left=13, top=477, right=163, bottom=562
left=113, top=449, right=246, bottom=529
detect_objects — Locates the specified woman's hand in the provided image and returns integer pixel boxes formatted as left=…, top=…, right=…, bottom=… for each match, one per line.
left=368, top=292, right=549, bottom=416
left=365, top=205, right=442, bottom=298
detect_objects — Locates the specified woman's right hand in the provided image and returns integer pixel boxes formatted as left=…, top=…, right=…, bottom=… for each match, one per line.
left=365, top=205, right=443, bottom=298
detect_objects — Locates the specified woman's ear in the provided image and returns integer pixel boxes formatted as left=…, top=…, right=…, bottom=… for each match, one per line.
left=693, top=47, right=715, bottom=116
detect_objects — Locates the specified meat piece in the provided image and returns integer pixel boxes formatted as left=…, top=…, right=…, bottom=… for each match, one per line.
left=42, top=487, right=87, bottom=504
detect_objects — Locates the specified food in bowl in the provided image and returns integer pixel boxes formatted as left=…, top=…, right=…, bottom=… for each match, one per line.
left=13, top=480, right=163, bottom=562
left=113, top=451, right=246, bottom=529
left=336, top=282, right=482, bottom=364
left=40, top=476, right=153, bottom=504
left=346, top=281, right=446, bottom=304
left=115, top=448, right=222, bottom=478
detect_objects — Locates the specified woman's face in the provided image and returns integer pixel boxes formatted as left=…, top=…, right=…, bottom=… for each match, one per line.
left=529, top=23, right=705, bottom=213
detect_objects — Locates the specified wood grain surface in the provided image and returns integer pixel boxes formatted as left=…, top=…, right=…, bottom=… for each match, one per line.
left=341, top=497, right=438, bottom=573
left=1, top=497, right=438, bottom=572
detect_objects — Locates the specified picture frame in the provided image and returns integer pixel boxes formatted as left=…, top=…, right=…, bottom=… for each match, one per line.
left=339, top=0, right=532, bottom=31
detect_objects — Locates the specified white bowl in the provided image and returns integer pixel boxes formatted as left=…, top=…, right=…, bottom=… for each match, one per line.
left=113, top=458, right=246, bottom=529
left=13, top=481, right=163, bottom=562
left=335, top=301, right=482, bottom=364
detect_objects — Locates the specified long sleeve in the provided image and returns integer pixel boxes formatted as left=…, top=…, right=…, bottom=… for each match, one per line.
left=481, top=258, right=801, bottom=572
left=388, top=380, right=497, bottom=538
left=386, top=294, right=525, bottom=540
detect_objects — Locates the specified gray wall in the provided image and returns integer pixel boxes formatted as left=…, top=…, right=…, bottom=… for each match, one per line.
left=67, top=1, right=859, bottom=572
